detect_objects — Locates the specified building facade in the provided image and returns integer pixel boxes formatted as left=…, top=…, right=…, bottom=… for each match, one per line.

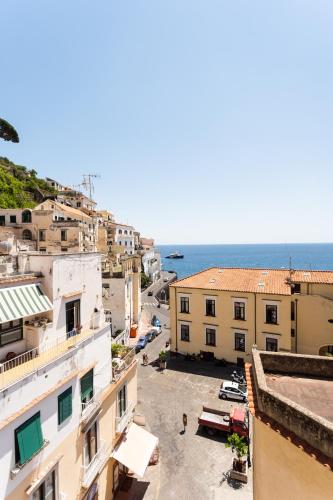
left=169, top=267, right=333, bottom=364
left=0, top=252, right=143, bottom=500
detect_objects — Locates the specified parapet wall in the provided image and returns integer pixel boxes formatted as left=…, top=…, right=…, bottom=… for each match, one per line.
left=252, top=349, right=333, bottom=459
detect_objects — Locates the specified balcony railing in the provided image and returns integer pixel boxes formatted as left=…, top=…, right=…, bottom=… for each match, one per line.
left=81, top=440, right=110, bottom=489
left=112, top=347, right=136, bottom=382
left=115, top=400, right=135, bottom=434
left=81, top=388, right=102, bottom=424
left=0, top=319, right=107, bottom=391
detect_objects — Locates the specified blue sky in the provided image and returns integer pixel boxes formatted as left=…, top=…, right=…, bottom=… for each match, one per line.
left=1, top=1, right=332, bottom=244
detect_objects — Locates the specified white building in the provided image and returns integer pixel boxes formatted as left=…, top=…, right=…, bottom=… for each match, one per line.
left=142, top=248, right=161, bottom=282
left=0, top=251, right=149, bottom=500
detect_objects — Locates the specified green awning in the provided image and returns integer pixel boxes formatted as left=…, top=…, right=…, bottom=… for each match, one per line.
left=0, top=284, right=52, bottom=323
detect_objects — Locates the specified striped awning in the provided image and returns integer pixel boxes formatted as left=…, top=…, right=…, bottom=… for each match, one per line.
left=0, top=284, right=52, bottom=323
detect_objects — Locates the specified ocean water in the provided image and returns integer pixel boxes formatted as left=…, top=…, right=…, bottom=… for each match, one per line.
left=158, top=243, right=333, bottom=279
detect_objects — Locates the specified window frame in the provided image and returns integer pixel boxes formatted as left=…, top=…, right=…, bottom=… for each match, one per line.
left=39, top=229, right=46, bottom=242
left=180, top=296, right=190, bottom=314
left=265, top=304, right=278, bottom=325
left=180, top=324, right=190, bottom=342
left=60, top=229, right=67, bottom=242
left=266, top=337, right=278, bottom=352
left=31, top=467, right=57, bottom=500
left=234, top=332, right=246, bottom=352
left=0, top=319, right=23, bottom=347
left=118, top=384, right=127, bottom=418
left=15, top=412, right=44, bottom=466
left=205, top=299, right=216, bottom=317
left=58, top=386, right=72, bottom=425
left=234, top=301, right=246, bottom=321
left=10, top=215, right=16, bottom=224
left=83, top=418, right=99, bottom=467
left=205, top=328, right=216, bottom=346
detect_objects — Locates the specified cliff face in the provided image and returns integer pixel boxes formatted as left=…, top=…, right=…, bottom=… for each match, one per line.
left=0, top=157, right=56, bottom=208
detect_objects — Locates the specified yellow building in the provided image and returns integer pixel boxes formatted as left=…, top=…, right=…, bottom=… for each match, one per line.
left=169, top=267, right=333, bottom=364
left=247, top=348, right=333, bottom=500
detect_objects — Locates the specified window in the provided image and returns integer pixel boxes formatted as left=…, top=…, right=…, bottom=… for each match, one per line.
left=80, top=369, right=94, bottom=406
left=234, top=302, right=245, bottom=320
left=125, top=241, right=127, bottom=246
left=0, top=319, right=23, bottom=346
left=61, top=247, right=68, bottom=252
left=58, top=387, right=72, bottom=425
left=266, top=305, right=277, bottom=324
left=65, top=299, right=80, bottom=333
left=10, top=215, right=16, bottom=224
left=124, top=230, right=128, bottom=235
left=292, top=283, right=301, bottom=294
left=32, top=469, right=56, bottom=500
left=15, top=412, right=44, bottom=465
left=180, top=297, right=189, bottom=313
left=291, top=302, right=295, bottom=321
left=291, top=328, right=295, bottom=338
left=0, top=216, right=5, bottom=226
left=206, top=328, right=216, bottom=346
left=39, top=230, right=46, bottom=241
left=206, top=299, right=215, bottom=317
left=39, top=248, right=46, bottom=252
left=61, top=230, right=67, bottom=241
left=22, top=229, right=32, bottom=240
left=118, top=229, right=122, bottom=234
left=77, top=202, right=81, bottom=207
left=180, top=324, right=190, bottom=342
left=235, top=332, right=245, bottom=352
left=22, top=210, right=32, bottom=223
left=84, top=420, right=98, bottom=466
left=118, top=385, right=127, bottom=418
left=266, top=337, right=278, bottom=352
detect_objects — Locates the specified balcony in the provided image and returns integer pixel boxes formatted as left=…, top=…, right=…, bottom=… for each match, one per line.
left=116, top=400, right=135, bottom=434
left=112, top=346, right=136, bottom=382
left=81, top=440, right=111, bottom=489
left=81, top=388, right=102, bottom=424
left=0, top=320, right=108, bottom=391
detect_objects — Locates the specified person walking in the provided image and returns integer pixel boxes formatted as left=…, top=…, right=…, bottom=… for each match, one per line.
left=182, top=413, right=187, bottom=433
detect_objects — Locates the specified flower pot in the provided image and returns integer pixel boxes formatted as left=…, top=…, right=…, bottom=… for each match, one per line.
left=159, top=361, right=167, bottom=370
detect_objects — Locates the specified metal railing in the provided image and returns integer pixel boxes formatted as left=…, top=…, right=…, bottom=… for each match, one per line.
left=111, top=329, right=127, bottom=344
left=0, top=319, right=107, bottom=391
left=115, top=400, right=135, bottom=434
left=81, top=387, right=102, bottom=423
left=112, top=347, right=136, bottom=382
left=81, top=440, right=110, bottom=489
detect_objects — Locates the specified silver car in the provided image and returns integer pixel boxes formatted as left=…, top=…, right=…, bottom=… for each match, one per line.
left=219, top=381, right=247, bottom=402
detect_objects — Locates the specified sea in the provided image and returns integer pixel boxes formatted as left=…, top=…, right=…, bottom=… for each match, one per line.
left=157, top=243, right=333, bottom=279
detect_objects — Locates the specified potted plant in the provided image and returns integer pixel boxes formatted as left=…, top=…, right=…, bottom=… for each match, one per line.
left=225, top=433, right=248, bottom=482
left=159, top=350, right=167, bottom=370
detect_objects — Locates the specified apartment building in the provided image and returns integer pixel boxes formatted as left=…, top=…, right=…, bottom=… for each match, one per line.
left=102, top=254, right=141, bottom=341
left=107, top=223, right=135, bottom=256
left=247, top=348, right=333, bottom=500
left=169, top=267, right=333, bottom=364
left=0, top=200, right=97, bottom=253
left=0, top=251, right=155, bottom=500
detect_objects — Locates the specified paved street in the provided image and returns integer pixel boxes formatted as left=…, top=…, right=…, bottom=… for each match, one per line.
left=121, top=288, right=253, bottom=500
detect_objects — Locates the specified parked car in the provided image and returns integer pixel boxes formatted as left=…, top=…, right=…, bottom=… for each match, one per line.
left=135, top=335, right=148, bottom=353
left=145, top=330, right=156, bottom=342
left=148, top=290, right=153, bottom=296
left=151, top=316, right=161, bottom=328
left=219, top=381, right=248, bottom=402
left=151, top=325, right=162, bottom=335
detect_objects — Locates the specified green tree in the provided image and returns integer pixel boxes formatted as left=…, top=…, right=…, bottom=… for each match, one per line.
left=225, top=433, right=248, bottom=460
left=0, top=118, right=19, bottom=143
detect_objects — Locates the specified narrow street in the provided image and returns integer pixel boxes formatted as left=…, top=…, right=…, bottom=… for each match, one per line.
left=123, top=279, right=253, bottom=500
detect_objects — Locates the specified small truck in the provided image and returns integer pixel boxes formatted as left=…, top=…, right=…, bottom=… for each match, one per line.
left=198, top=405, right=248, bottom=440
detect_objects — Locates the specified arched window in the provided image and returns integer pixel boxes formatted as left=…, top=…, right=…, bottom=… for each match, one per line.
left=22, top=229, right=32, bottom=240
left=22, top=210, right=32, bottom=223
left=319, top=345, right=333, bottom=356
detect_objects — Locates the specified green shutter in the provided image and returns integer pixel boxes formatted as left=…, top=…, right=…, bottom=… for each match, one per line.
left=80, top=369, right=94, bottom=402
left=15, top=412, right=43, bottom=465
left=58, top=387, right=72, bottom=425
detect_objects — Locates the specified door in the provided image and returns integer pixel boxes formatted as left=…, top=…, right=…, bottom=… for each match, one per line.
left=65, top=299, right=81, bottom=333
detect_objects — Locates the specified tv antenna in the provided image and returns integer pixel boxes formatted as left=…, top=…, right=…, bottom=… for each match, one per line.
left=82, top=174, right=100, bottom=200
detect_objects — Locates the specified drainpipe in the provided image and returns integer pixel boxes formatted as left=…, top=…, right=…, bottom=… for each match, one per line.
left=295, top=298, right=298, bottom=353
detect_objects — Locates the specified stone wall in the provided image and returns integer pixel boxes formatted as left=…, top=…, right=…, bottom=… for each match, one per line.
left=260, top=351, right=333, bottom=378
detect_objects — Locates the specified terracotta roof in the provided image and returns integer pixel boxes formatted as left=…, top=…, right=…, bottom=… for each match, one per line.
left=245, top=363, right=333, bottom=471
left=34, top=200, right=91, bottom=221
left=171, top=267, right=333, bottom=295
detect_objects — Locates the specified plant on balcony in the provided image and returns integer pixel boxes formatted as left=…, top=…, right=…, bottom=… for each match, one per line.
left=225, top=433, right=248, bottom=473
left=111, top=343, right=123, bottom=358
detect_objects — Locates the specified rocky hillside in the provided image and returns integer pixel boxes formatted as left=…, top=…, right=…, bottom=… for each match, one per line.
left=0, top=157, right=56, bottom=208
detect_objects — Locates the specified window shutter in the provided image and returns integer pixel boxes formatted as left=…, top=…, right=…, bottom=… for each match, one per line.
left=80, top=370, right=94, bottom=402
left=58, top=387, right=72, bottom=425
left=16, top=412, right=43, bottom=465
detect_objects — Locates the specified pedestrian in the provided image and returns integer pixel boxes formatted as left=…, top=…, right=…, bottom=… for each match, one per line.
left=182, top=413, right=187, bottom=433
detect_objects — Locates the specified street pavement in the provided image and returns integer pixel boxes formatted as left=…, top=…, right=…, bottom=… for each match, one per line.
left=117, top=282, right=253, bottom=500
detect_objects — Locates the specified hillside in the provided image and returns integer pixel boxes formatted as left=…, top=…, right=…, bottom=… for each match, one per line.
left=0, top=157, right=56, bottom=208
